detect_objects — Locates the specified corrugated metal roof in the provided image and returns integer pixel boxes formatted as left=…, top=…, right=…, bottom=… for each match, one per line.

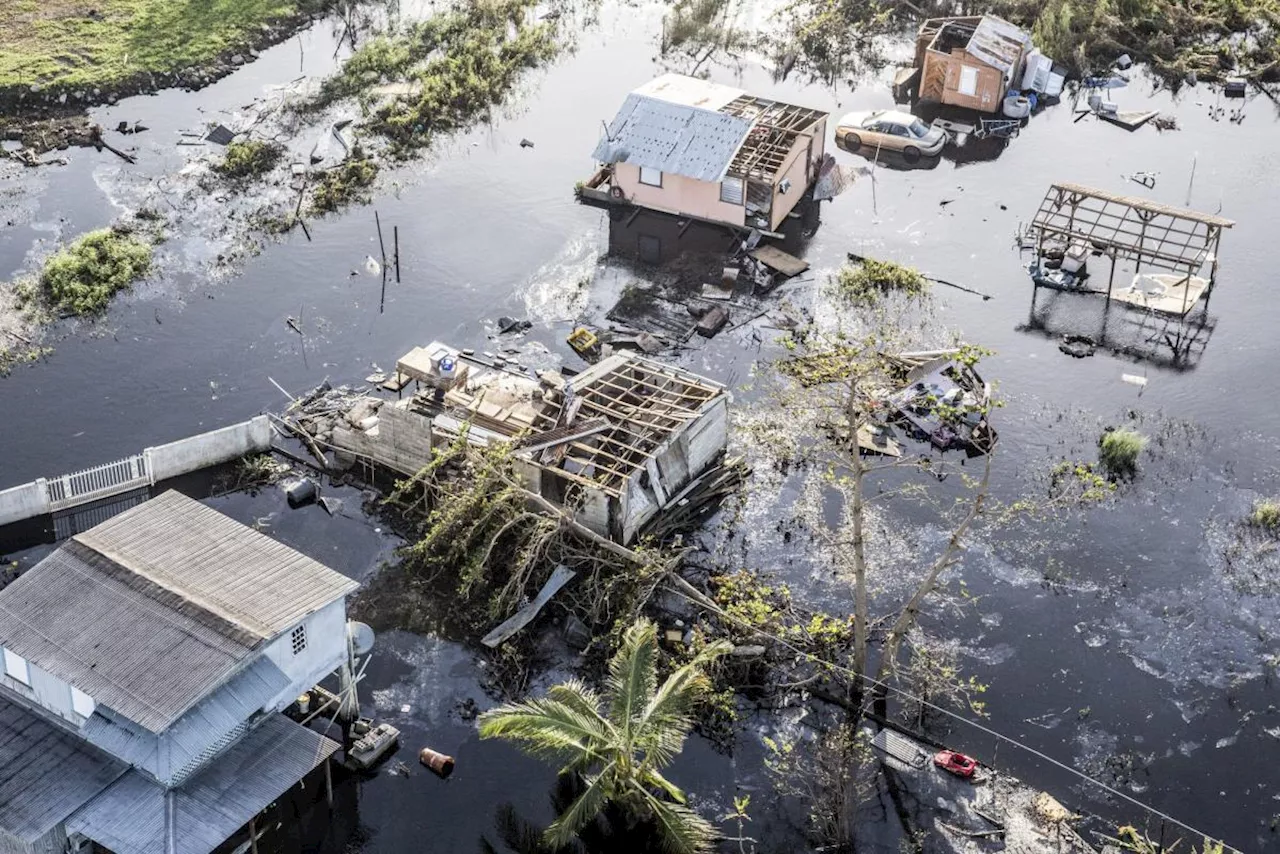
left=79, top=657, right=291, bottom=782
left=592, top=93, right=754, bottom=182
left=76, top=490, right=358, bottom=638
left=68, top=715, right=340, bottom=854
left=0, top=491, right=355, bottom=732
left=965, top=15, right=1029, bottom=72
left=0, top=697, right=125, bottom=843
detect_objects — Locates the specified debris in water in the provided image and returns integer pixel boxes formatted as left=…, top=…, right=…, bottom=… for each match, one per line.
left=496, top=316, right=532, bottom=334
left=205, top=124, right=235, bottom=146
left=364, top=255, right=381, bottom=277
left=1058, top=335, right=1095, bottom=358
left=319, top=496, right=343, bottom=516
left=285, top=478, right=317, bottom=508
left=1121, top=373, right=1149, bottom=388
left=519, top=138, right=534, bottom=148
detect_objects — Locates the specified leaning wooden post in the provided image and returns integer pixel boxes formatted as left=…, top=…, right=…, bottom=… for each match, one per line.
left=394, top=225, right=401, bottom=283
left=325, top=760, right=334, bottom=810
left=375, top=211, right=387, bottom=267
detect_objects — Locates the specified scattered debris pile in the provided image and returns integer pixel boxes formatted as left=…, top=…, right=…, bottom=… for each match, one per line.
left=783, top=348, right=998, bottom=457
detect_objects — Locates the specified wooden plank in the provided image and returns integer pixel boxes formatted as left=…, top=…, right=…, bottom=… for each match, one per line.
left=1097, top=109, right=1159, bottom=131
left=481, top=566, right=577, bottom=647
left=750, top=245, right=810, bottom=277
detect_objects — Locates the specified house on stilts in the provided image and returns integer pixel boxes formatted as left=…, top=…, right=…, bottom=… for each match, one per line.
left=0, top=491, right=359, bottom=854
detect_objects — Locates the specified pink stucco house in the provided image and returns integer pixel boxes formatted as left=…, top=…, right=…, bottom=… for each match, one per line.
left=579, top=74, right=829, bottom=235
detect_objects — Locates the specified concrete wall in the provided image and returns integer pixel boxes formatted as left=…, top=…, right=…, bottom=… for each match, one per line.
left=0, top=416, right=273, bottom=529
left=145, top=415, right=272, bottom=481
left=0, top=480, right=50, bottom=527
left=615, top=162, right=746, bottom=227
left=261, top=598, right=349, bottom=712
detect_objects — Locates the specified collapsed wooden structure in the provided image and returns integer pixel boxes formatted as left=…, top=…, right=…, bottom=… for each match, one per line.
left=1026, top=183, right=1234, bottom=317
left=916, top=16, right=1032, bottom=112
left=310, top=343, right=731, bottom=545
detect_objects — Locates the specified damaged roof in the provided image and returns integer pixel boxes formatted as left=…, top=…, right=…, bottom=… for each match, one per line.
left=0, top=491, right=357, bottom=732
left=592, top=92, right=755, bottom=182
left=966, top=15, right=1030, bottom=72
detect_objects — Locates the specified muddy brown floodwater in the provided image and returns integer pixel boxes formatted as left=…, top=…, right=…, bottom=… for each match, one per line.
left=3, top=0, right=1280, bottom=850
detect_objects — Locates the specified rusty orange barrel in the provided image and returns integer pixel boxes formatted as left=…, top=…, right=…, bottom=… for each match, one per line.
left=419, top=747, right=455, bottom=778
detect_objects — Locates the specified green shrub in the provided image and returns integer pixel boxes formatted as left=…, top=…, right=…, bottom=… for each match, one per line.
left=1099, top=428, right=1147, bottom=477
left=213, top=139, right=283, bottom=180
left=39, top=228, right=152, bottom=316
left=310, top=159, right=379, bottom=213
left=833, top=259, right=927, bottom=306
left=1249, top=498, right=1280, bottom=532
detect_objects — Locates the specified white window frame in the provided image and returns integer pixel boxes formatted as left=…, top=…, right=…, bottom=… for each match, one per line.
left=958, top=66, right=980, bottom=97
left=638, top=166, right=662, bottom=187
left=719, top=176, right=744, bottom=205
left=71, top=686, right=95, bottom=718
left=3, top=648, right=30, bottom=686
left=291, top=624, right=308, bottom=656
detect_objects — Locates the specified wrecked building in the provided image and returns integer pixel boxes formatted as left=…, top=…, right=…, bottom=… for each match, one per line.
left=579, top=73, right=829, bottom=235
left=0, top=491, right=357, bottom=854
left=915, top=16, right=1033, bottom=112
left=307, top=343, right=730, bottom=545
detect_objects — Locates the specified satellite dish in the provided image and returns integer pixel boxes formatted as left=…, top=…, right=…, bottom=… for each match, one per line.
left=347, top=621, right=375, bottom=657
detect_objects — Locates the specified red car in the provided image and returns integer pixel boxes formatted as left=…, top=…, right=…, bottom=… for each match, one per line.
left=934, top=750, right=978, bottom=778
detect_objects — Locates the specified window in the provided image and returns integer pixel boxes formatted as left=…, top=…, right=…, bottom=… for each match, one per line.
left=291, top=624, right=307, bottom=656
left=958, top=66, right=979, bottom=97
left=71, top=686, right=95, bottom=718
left=719, top=176, right=744, bottom=205
left=3, top=648, right=30, bottom=686
left=639, top=166, right=662, bottom=187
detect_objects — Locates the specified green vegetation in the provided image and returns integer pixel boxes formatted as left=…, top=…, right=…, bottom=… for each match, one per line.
left=1099, top=428, right=1147, bottom=477
left=833, top=259, right=928, bottom=307
left=995, top=0, right=1280, bottom=81
left=310, top=0, right=560, bottom=157
left=36, top=227, right=152, bottom=316
left=1249, top=498, right=1280, bottom=532
left=310, top=158, right=379, bottom=213
left=479, top=619, right=729, bottom=854
left=0, top=0, right=317, bottom=93
left=213, top=139, right=283, bottom=180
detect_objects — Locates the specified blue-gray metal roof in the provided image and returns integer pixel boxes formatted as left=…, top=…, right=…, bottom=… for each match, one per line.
left=0, top=697, right=126, bottom=843
left=0, top=491, right=355, bottom=733
left=592, top=93, right=754, bottom=182
left=80, top=656, right=291, bottom=783
left=68, top=715, right=340, bottom=854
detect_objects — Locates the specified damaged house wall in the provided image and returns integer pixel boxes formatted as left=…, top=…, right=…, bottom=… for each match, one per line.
left=613, top=161, right=748, bottom=227
left=769, top=119, right=825, bottom=231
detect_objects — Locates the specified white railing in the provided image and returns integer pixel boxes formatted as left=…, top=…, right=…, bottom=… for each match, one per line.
left=46, top=454, right=151, bottom=511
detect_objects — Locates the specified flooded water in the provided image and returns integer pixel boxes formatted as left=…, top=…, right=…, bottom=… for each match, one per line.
left=3, top=0, right=1280, bottom=850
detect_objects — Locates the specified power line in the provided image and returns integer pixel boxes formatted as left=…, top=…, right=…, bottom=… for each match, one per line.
left=660, top=581, right=1242, bottom=853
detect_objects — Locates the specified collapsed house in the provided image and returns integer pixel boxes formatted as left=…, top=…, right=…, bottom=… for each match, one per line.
left=0, top=491, right=358, bottom=854
left=913, top=16, right=1060, bottom=113
left=310, top=343, right=730, bottom=545
left=578, top=73, right=829, bottom=235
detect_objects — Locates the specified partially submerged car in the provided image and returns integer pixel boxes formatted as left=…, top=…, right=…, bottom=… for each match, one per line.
left=835, top=109, right=947, bottom=159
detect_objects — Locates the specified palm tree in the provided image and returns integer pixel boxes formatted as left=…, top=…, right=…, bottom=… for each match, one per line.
left=478, top=619, right=731, bottom=854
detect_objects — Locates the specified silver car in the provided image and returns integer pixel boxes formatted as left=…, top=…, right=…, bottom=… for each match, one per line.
left=835, top=109, right=947, bottom=159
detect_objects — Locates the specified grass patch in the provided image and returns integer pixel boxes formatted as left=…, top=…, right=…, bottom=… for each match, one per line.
left=37, top=227, right=153, bottom=316
left=1098, top=427, right=1147, bottom=477
left=0, top=0, right=321, bottom=93
left=310, top=158, right=379, bottom=213
left=310, top=0, right=560, bottom=158
left=213, top=139, right=283, bottom=180
left=833, top=259, right=928, bottom=306
left=1249, top=499, right=1280, bottom=533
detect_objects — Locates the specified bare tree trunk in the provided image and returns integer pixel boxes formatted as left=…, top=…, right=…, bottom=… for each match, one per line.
left=847, top=375, right=871, bottom=714
left=871, top=451, right=992, bottom=718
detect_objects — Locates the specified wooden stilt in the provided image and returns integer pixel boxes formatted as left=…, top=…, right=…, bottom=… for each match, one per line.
left=325, top=759, right=334, bottom=810
left=249, top=817, right=260, bottom=854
